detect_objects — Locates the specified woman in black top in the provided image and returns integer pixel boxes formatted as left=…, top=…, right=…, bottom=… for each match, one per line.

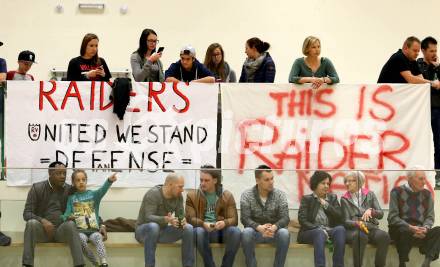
left=297, top=171, right=346, bottom=267
left=67, top=33, right=111, bottom=81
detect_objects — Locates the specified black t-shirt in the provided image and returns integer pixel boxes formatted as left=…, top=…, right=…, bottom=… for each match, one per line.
left=377, top=49, right=421, bottom=83
left=66, top=56, right=111, bottom=81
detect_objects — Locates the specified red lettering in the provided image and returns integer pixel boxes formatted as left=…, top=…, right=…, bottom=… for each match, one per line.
left=288, top=90, right=308, bottom=117
left=126, top=91, right=140, bottom=112
left=172, top=82, right=190, bottom=113
left=148, top=82, right=166, bottom=112
left=274, top=140, right=302, bottom=170
left=90, top=81, right=95, bottom=110
left=238, top=118, right=279, bottom=172
left=318, top=136, right=347, bottom=169
left=356, top=86, right=366, bottom=120
left=39, top=81, right=58, bottom=110
left=297, top=170, right=310, bottom=202
left=61, top=81, right=84, bottom=110
left=99, top=82, right=113, bottom=110
left=330, top=172, right=347, bottom=192
left=314, top=88, right=336, bottom=118
left=369, top=85, right=395, bottom=122
left=269, top=92, right=289, bottom=117
left=378, top=130, right=410, bottom=169
left=348, top=135, right=371, bottom=169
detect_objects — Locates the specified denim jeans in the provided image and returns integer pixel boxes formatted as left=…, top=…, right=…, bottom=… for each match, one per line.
left=135, top=222, right=194, bottom=267
left=194, top=226, right=241, bottom=267
left=297, top=225, right=346, bottom=267
left=241, top=227, right=290, bottom=267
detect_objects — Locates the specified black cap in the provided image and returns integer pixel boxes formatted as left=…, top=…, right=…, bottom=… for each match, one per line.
left=18, top=50, right=36, bottom=63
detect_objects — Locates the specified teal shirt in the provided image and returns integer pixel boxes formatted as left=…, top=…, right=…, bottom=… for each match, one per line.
left=288, top=57, right=339, bottom=84
left=61, top=179, right=112, bottom=232
left=204, top=192, right=217, bottom=223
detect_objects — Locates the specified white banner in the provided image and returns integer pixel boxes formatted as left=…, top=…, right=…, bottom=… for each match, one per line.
left=5, top=81, right=218, bottom=187
left=221, top=83, right=435, bottom=208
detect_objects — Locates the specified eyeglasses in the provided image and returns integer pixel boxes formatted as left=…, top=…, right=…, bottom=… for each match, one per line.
left=147, top=39, right=159, bottom=44
left=212, top=53, right=222, bottom=58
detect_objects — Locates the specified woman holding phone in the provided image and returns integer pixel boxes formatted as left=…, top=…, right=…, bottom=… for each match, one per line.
left=67, top=33, right=111, bottom=81
left=130, top=28, right=164, bottom=82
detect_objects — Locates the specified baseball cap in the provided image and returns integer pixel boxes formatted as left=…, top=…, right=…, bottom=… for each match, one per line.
left=18, top=50, right=37, bottom=63
left=180, top=45, right=196, bottom=57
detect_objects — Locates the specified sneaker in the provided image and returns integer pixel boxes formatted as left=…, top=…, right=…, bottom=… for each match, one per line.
left=99, top=264, right=109, bottom=267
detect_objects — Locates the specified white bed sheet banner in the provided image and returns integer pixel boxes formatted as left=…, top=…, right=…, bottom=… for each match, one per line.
left=221, top=83, right=435, bottom=208
left=5, top=81, right=218, bottom=187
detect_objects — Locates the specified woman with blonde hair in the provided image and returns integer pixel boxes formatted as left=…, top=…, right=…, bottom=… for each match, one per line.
left=289, top=36, right=339, bottom=89
left=340, top=171, right=390, bottom=267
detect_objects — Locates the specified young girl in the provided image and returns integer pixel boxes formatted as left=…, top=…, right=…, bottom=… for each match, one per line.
left=62, top=170, right=117, bottom=267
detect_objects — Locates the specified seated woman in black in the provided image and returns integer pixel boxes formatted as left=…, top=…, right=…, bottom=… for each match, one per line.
left=67, top=33, right=111, bottom=81
left=297, top=171, right=346, bottom=267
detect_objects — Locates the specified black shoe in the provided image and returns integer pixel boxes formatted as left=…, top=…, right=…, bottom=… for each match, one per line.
left=99, top=264, right=109, bottom=267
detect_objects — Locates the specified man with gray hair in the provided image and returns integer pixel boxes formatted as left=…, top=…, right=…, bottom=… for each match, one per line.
left=135, top=173, right=194, bottom=267
left=388, top=167, right=440, bottom=267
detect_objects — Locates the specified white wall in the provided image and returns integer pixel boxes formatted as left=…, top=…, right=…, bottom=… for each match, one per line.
left=1, top=0, right=440, bottom=82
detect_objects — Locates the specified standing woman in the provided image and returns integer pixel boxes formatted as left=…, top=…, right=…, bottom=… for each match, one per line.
left=67, top=33, right=111, bottom=81
left=289, top=36, right=339, bottom=89
left=239, top=37, right=275, bottom=83
left=130, top=28, right=164, bottom=82
left=341, top=171, right=390, bottom=267
left=297, top=171, right=346, bottom=267
left=204, top=43, right=236, bottom=82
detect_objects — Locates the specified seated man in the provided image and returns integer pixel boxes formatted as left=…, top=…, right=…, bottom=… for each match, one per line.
left=7, top=50, right=36, bottom=80
left=185, top=165, right=241, bottom=267
left=165, top=45, right=215, bottom=83
left=135, top=173, right=194, bottom=267
left=240, top=165, right=290, bottom=267
left=388, top=167, right=440, bottom=267
left=0, top=41, right=6, bottom=81
left=22, top=161, right=85, bottom=267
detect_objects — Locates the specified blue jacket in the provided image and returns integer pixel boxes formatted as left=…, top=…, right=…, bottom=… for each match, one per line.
left=165, top=59, right=213, bottom=82
left=239, top=53, right=276, bottom=83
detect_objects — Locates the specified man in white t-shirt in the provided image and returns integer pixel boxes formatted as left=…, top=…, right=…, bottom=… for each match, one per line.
left=7, top=50, right=36, bottom=81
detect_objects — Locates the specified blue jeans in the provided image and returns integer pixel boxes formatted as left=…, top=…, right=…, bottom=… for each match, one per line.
left=241, top=227, right=290, bottom=267
left=297, top=226, right=346, bottom=267
left=194, top=226, right=241, bottom=267
left=135, top=222, right=194, bottom=267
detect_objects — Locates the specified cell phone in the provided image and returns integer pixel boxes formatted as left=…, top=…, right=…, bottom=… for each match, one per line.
left=157, top=47, right=164, bottom=53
